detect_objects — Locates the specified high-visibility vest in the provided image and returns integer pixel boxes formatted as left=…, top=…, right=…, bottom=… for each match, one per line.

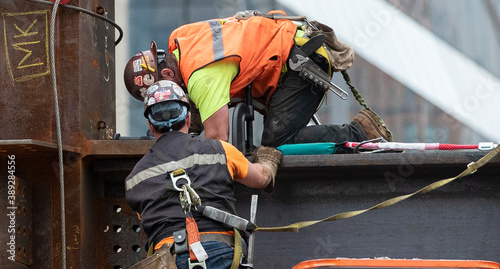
left=168, top=15, right=297, bottom=106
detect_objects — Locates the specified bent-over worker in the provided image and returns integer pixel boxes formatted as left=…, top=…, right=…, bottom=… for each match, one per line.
left=124, top=10, right=392, bottom=147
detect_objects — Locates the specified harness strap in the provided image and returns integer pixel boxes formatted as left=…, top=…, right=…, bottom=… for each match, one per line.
left=168, top=169, right=245, bottom=267
left=186, top=215, right=208, bottom=262
left=230, top=229, right=243, bottom=269
left=199, top=205, right=256, bottom=231
left=171, top=232, right=235, bottom=255
left=297, top=34, right=326, bottom=57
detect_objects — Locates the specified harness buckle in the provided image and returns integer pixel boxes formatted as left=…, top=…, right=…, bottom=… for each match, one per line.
left=188, top=259, right=207, bottom=269
left=467, top=162, right=478, bottom=174
left=170, top=168, right=191, bottom=191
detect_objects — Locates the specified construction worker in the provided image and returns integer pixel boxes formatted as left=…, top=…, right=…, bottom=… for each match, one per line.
left=124, top=10, right=392, bottom=148
left=125, top=80, right=282, bottom=268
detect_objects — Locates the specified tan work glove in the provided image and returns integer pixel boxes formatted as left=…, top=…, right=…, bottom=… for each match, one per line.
left=253, top=146, right=283, bottom=192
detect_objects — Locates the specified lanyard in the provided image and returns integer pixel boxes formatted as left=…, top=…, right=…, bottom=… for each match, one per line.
left=170, top=169, right=208, bottom=267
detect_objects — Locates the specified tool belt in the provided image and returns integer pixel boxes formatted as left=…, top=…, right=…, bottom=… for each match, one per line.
left=129, top=233, right=242, bottom=269
left=172, top=229, right=248, bottom=269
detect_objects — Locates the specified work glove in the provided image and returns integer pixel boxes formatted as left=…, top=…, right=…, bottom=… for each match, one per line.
left=253, top=146, right=283, bottom=192
left=304, top=20, right=354, bottom=72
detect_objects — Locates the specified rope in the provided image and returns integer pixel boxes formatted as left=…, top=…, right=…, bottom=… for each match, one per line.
left=344, top=142, right=489, bottom=151
left=26, top=0, right=123, bottom=45
left=48, top=1, right=66, bottom=268
left=439, top=144, right=478, bottom=150
left=256, top=143, right=500, bottom=232
left=341, top=70, right=393, bottom=142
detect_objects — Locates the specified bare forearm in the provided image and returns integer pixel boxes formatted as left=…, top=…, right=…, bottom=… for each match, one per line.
left=204, top=127, right=229, bottom=141
left=203, top=105, right=229, bottom=142
left=238, top=163, right=271, bottom=189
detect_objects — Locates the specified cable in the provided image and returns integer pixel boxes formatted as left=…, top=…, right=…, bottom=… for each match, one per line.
left=26, top=0, right=123, bottom=46
left=47, top=1, right=67, bottom=268
left=24, top=1, right=124, bottom=268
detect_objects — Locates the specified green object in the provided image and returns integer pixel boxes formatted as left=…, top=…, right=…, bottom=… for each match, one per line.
left=277, top=143, right=337, bottom=155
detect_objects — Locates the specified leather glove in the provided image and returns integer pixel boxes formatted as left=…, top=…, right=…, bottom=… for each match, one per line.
left=253, top=146, right=283, bottom=192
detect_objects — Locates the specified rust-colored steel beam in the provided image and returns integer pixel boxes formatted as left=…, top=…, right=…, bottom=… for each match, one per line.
left=0, top=0, right=116, bottom=268
left=0, top=0, right=115, bottom=148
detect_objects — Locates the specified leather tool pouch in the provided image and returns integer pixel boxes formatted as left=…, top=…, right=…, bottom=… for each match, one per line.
left=173, top=229, right=189, bottom=255
left=128, top=243, right=176, bottom=269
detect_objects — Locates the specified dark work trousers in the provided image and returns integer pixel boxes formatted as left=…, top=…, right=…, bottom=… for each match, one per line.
left=261, top=68, right=368, bottom=148
left=175, top=241, right=238, bottom=269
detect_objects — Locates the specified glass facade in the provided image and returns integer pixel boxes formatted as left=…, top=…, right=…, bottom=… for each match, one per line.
left=387, top=0, right=500, bottom=78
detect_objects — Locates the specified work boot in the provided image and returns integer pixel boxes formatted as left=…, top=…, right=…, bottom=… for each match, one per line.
left=353, top=109, right=393, bottom=142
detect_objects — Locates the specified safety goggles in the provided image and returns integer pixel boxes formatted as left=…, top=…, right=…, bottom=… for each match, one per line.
left=157, top=49, right=166, bottom=65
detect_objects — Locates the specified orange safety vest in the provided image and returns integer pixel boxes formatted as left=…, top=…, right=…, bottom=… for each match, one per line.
left=168, top=15, right=297, bottom=107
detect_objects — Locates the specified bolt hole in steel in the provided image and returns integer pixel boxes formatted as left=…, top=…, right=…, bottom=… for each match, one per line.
left=113, top=245, right=122, bottom=253
left=114, top=205, right=122, bottom=213
left=113, top=225, right=122, bottom=233
left=96, top=6, right=105, bottom=15
left=132, top=245, right=141, bottom=252
left=113, top=266, right=122, bottom=269
left=132, top=225, right=141, bottom=232
left=97, top=120, right=107, bottom=130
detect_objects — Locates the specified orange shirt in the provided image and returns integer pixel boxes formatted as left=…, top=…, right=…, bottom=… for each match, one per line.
left=220, top=140, right=249, bottom=180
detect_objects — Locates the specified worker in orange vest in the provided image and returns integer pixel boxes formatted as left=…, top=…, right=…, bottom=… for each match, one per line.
left=124, top=11, right=392, bottom=148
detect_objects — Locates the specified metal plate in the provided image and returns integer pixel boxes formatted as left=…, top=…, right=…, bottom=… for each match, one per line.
left=14, top=176, right=33, bottom=265
left=97, top=195, right=147, bottom=268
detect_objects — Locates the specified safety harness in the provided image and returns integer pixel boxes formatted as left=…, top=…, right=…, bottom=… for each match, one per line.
left=169, top=168, right=208, bottom=268
left=168, top=168, right=249, bottom=269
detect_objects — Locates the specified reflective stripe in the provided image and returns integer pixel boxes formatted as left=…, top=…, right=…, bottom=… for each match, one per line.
left=208, top=20, right=224, bottom=60
left=126, top=153, right=227, bottom=191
